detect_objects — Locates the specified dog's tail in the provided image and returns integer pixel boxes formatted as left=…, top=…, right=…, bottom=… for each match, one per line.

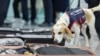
left=91, top=4, right=100, bottom=12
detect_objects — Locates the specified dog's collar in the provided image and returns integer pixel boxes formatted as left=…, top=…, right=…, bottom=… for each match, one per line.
left=66, top=8, right=86, bottom=29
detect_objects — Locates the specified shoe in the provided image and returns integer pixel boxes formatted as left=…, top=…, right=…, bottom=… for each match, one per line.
left=39, top=23, right=54, bottom=27
left=48, top=23, right=54, bottom=27
left=24, top=21, right=28, bottom=26
left=31, top=22, right=36, bottom=25
left=39, top=23, right=47, bottom=27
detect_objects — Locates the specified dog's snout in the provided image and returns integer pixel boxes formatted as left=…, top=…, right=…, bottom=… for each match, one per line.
left=54, top=41, right=58, bottom=44
left=54, top=40, right=58, bottom=44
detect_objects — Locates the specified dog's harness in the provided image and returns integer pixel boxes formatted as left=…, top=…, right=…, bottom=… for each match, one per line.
left=66, top=8, right=86, bottom=29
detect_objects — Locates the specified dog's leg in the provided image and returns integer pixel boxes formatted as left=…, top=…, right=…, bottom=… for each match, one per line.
left=81, top=24, right=90, bottom=47
left=74, top=28, right=80, bottom=46
left=72, top=23, right=81, bottom=46
left=88, top=24, right=97, bottom=46
left=87, top=13, right=98, bottom=46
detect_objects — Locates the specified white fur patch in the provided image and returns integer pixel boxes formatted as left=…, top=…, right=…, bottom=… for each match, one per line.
left=53, top=25, right=64, bottom=43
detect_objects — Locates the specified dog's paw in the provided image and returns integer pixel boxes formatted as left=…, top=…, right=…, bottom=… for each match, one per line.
left=85, top=44, right=90, bottom=47
left=89, top=40, right=93, bottom=46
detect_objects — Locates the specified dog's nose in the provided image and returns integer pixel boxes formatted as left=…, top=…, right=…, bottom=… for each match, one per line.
left=54, top=40, right=58, bottom=44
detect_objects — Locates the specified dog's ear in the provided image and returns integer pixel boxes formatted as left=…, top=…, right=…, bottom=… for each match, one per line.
left=65, top=27, right=73, bottom=38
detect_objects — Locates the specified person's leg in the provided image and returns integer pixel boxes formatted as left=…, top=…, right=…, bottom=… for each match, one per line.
left=30, top=0, right=36, bottom=23
left=87, top=0, right=99, bottom=8
left=52, top=0, right=69, bottom=24
left=86, top=0, right=100, bottom=40
left=0, top=0, right=10, bottom=26
left=52, top=0, right=57, bottom=24
left=21, top=0, right=29, bottom=22
left=95, top=12, right=100, bottom=40
left=13, top=0, right=20, bottom=18
left=43, top=0, right=53, bottom=26
left=78, top=0, right=80, bottom=7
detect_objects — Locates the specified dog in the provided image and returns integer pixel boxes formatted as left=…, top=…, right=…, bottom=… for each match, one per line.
left=52, top=5, right=100, bottom=47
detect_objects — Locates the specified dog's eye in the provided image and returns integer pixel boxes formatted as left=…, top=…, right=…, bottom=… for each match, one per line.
left=58, top=32, right=62, bottom=34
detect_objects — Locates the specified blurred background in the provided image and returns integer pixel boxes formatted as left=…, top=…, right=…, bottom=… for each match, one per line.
left=0, top=0, right=100, bottom=34
left=6, top=0, right=45, bottom=25
left=0, top=0, right=100, bottom=55
left=4, top=0, right=83, bottom=27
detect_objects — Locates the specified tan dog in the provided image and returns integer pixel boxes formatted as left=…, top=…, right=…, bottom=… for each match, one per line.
left=52, top=5, right=100, bottom=47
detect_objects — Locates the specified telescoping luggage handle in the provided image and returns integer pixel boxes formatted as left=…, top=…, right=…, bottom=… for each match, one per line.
left=0, top=27, right=53, bottom=45
left=0, top=27, right=52, bottom=37
left=0, top=27, right=52, bottom=34
left=0, top=27, right=21, bottom=34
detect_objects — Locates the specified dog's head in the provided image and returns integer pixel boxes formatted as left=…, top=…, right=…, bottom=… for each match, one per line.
left=52, top=23, right=72, bottom=44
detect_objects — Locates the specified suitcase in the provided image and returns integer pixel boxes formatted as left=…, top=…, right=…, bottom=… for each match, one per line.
left=19, top=28, right=64, bottom=46
left=0, top=46, right=36, bottom=56
left=0, top=27, right=21, bottom=34
left=0, top=27, right=96, bottom=56
left=0, top=27, right=54, bottom=44
left=28, top=43, right=96, bottom=56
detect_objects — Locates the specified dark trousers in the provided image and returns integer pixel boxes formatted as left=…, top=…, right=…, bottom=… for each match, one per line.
left=52, top=0, right=69, bottom=23
left=13, top=0, right=29, bottom=21
left=13, top=0, right=20, bottom=18
left=95, top=12, right=100, bottom=33
left=13, top=0, right=53, bottom=23
left=52, top=0, right=80, bottom=23
left=13, top=0, right=36, bottom=22
left=93, top=12, right=100, bottom=40
left=30, top=0, right=36, bottom=22
left=21, top=0, right=28, bottom=21
left=43, top=0, right=53, bottom=24
left=85, top=0, right=100, bottom=39
left=0, top=0, right=10, bottom=26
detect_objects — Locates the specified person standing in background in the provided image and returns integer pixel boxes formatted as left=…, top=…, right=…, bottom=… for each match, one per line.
left=13, top=0, right=53, bottom=26
left=0, top=0, right=10, bottom=26
left=20, top=0, right=29, bottom=23
left=13, top=0, right=36, bottom=24
left=40, top=0, right=53, bottom=26
left=85, top=0, right=100, bottom=40
left=30, top=0, right=36, bottom=24
left=13, top=0, right=28, bottom=23
left=53, top=0, right=69, bottom=24
left=85, top=0, right=100, bottom=8
left=52, top=0, right=80, bottom=23
left=13, top=0, right=21, bottom=18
